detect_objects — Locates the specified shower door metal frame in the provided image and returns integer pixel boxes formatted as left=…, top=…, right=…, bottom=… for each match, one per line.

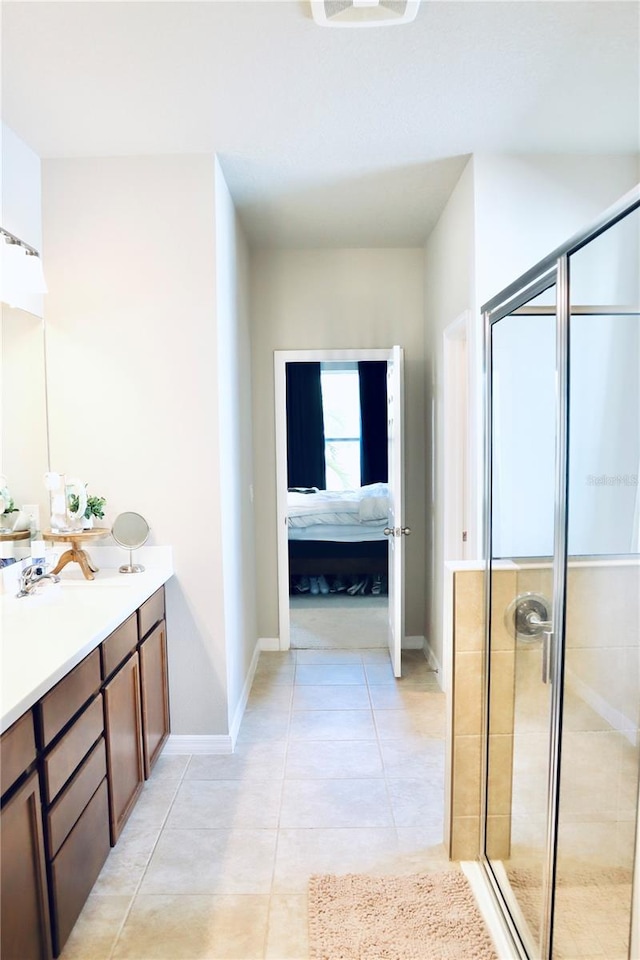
left=481, top=264, right=562, bottom=960
left=478, top=183, right=640, bottom=960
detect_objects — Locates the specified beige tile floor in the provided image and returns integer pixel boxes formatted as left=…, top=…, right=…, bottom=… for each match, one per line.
left=289, top=594, right=388, bottom=648
left=60, top=648, right=448, bottom=960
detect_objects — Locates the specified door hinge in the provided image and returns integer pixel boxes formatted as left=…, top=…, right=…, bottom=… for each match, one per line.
left=462, top=531, right=468, bottom=542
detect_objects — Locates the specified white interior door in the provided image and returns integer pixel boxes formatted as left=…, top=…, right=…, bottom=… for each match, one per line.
left=275, top=348, right=393, bottom=652
left=386, top=345, right=405, bottom=677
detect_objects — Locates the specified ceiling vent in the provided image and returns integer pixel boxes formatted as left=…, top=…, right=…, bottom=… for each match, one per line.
left=310, top=0, right=421, bottom=28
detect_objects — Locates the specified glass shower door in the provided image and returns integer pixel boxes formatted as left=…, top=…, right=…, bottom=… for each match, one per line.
left=485, top=280, right=559, bottom=958
left=481, top=187, right=640, bottom=960
left=552, top=210, right=640, bottom=960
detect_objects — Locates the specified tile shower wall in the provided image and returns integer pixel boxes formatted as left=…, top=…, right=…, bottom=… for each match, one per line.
left=561, top=561, right=640, bottom=871
left=449, top=568, right=516, bottom=860
left=448, top=561, right=639, bottom=864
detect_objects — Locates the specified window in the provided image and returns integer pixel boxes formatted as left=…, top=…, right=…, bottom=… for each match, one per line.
left=321, top=364, right=361, bottom=490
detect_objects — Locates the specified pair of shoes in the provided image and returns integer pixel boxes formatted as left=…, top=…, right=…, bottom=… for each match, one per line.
left=294, top=576, right=310, bottom=593
left=310, top=575, right=330, bottom=596
left=347, top=577, right=370, bottom=596
left=330, top=576, right=347, bottom=593
left=371, top=574, right=383, bottom=596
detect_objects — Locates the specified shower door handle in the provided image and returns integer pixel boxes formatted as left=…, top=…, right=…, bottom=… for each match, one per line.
left=541, top=629, right=554, bottom=684
left=524, top=610, right=553, bottom=683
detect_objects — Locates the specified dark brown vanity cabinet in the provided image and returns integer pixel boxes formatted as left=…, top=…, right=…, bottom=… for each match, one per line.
left=138, top=587, right=170, bottom=777
left=2, top=584, right=170, bottom=957
left=37, top=648, right=110, bottom=957
left=0, top=715, right=52, bottom=960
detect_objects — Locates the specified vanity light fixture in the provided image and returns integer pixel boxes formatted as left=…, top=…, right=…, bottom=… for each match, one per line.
left=0, top=226, right=48, bottom=300
left=0, top=226, right=40, bottom=258
left=310, top=0, right=421, bottom=28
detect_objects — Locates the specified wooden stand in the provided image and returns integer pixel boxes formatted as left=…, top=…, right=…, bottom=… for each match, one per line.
left=0, top=529, right=30, bottom=542
left=43, top=528, right=110, bottom=581
left=0, top=529, right=30, bottom=564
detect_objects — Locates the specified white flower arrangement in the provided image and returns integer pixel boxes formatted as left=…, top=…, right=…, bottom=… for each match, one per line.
left=0, top=475, right=18, bottom=516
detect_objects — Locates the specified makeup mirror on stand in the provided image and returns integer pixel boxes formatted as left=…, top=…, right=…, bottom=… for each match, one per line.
left=112, top=512, right=149, bottom=573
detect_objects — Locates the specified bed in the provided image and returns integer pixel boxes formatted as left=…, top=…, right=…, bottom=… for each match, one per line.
left=287, top=483, right=390, bottom=579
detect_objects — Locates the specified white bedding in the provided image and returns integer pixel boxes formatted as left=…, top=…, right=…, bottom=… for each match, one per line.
left=288, top=520, right=389, bottom=542
left=287, top=483, right=389, bottom=529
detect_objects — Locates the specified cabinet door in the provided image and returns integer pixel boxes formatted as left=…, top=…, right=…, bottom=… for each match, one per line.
left=139, top=619, right=170, bottom=778
left=138, top=586, right=165, bottom=642
left=0, top=711, right=36, bottom=798
left=50, top=779, right=110, bottom=956
left=0, top=772, right=52, bottom=960
left=103, top=652, right=144, bottom=844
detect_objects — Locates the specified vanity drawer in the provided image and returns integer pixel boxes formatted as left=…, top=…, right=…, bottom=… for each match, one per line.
left=43, top=696, right=104, bottom=805
left=39, top=649, right=101, bottom=747
left=46, top=737, right=107, bottom=860
left=101, top=614, right=138, bottom=679
left=0, top=711, right=36, bottom=798
left=138, top=586, right=165, bottom=640
left=50, top=777, right=110, bottom=956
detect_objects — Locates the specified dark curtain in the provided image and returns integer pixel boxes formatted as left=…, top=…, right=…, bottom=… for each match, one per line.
left=286, top=362, right=326, bottom=489
left=359, top=361, right=388, bottom=485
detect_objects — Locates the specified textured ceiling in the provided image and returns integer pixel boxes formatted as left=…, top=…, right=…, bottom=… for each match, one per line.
left=1, top=0, right=638, bottom=246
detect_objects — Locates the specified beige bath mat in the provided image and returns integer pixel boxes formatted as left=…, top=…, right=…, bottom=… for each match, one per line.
left=308, top=870, right=497, bottom=959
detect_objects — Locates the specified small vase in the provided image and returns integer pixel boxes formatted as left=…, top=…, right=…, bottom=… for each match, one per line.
left=0, top=513, right=15, bottom=533
left=82, top=516, right=94, bottom=530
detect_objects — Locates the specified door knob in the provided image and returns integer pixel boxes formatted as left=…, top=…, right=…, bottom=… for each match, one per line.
left=401, top=527, right=411, bottom=536
left=383, top=527, right=393, bottom=537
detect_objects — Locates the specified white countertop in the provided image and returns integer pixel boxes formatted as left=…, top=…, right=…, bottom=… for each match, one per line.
left=0, top=546, right=173, bottom=734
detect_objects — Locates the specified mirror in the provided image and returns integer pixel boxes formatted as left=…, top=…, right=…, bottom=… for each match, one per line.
left=0, top=305, right=50, bottom=557
left=112, top=511, right=149, bottom=574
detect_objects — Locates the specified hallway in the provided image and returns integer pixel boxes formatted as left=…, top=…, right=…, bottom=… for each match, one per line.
left=60, top=648, right=448, bottom=959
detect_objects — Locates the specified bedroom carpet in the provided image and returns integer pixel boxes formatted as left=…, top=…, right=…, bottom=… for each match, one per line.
left=290, top=594, right=388, bottom=648
left=308, top=870, right=497, bottom=960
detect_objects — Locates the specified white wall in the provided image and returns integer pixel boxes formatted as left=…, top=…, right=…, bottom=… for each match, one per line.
left=474, top=154, right=640, bottom=307
left=213, top=158, right=258, bottom=737
left=568, top=312, right=640, bottom=556
left=491, top=313, right=556, bottom=558
left=475, top=154, right=640, bottom=559
left=42, top=155, right=232, bottom=736
left=250, top=248, right=426, bottom=641
left=423, top=159, right=476, bottom=674
left=568, top=210, right=640, bottom=556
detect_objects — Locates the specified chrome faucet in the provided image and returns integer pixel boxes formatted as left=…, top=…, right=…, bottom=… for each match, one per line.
left=16, top=563, right=61, bottom=598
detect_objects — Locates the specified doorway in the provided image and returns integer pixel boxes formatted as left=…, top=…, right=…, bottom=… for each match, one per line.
left=274, top=348, right=406, bottom=675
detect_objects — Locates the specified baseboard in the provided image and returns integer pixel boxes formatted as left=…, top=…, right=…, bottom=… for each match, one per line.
left=259, top=637, right=280, bottom=651
left=423, top=640, right=444, bottom=689
left=163, top=735, right=233, bottom=755
left=228, top=640, right=261, bottom=748
left=403, top=635, right=425, bottom=650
